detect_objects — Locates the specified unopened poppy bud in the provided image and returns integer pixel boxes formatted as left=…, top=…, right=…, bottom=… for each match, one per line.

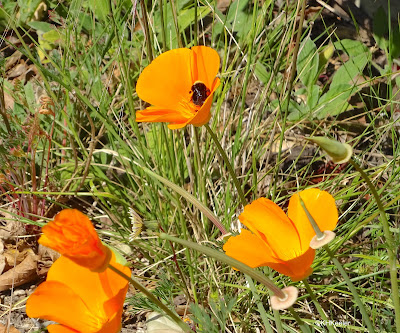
left=270, top=286, right=299, bottom=310
left=307, top=137, right=352, bottom=164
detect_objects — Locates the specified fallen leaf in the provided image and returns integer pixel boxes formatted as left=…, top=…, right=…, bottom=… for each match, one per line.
left=146, top=312, right=185, bottom=333
left=0, top=250, right=38, bottom=292
left=0, top=323, right=21, bottom=333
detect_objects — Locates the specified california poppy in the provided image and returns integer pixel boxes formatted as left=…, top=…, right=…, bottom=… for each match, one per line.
left=136, top=46, right=220, bottom=129
left=26, top=252, right=130, bottom=333
left=223, top=188, right=338, bottom=281
left=39, top=209, right=112, bottom=272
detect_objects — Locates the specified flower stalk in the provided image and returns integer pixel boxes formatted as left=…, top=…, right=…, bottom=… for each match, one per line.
left=108, top=264, right=191, bottom=332
left=349, top=158, right=400, bottom=332
left=205, top=124, right=247, bottom=206
left=159, top=232, right=287, bottom=300
left=323, top=245, right=376, bottom=332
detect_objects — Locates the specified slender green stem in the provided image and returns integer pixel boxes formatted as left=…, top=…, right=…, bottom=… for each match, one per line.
left=193, top=0, right=198, bottom=46
left=159, top=233, right=286, bottom=298
left=324, top=246, right=375, bottom=332
left=349, top=158, right=399, bottom=332
left=193, top=127, right=209, bottom=232
left=288, top=307, right=311, bottom=333
left=108, top=264, right=191, bottom=332
left=140, top=0, right=154, bottom=61
left=159, top=0, right=167, bottom=52
left=205, top=124, right=247, bottom=206
left=159, top=126, right=195, bottom=302
left=272, top=0, right=306, bottom=200
left=245, top=275, right=273, bottom=333
left=272, top=308, right=284, bottom=333
left=303, top=280, right=335, bottom=333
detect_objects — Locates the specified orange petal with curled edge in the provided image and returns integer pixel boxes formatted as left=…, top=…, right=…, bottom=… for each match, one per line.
left=136, top=48, right=192, bottom=111
left=223, top=229, right=276, bottom=268
left=288, top=188, right=338, bottom=249
left=238, top=198, right=303, bottom=260
left=39, top=209, right=112, bottom=272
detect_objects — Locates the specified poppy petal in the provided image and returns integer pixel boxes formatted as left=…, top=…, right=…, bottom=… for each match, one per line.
left=47, top=325, right=79, bottom=333
left=39, top=209, right=111, bottom=272
left=136, top=106, right=192, bottom=124
left=238, top=198, right=302, bottom=260
left=26, top=281, right=103, bottom=332
left=267, top=247, right=315, bottom=281
left=288, top=188, right=338, bottom=249
left=190, top=46, right=220, bottom=89
left=46, top=254, right=129, bottom=315
left=136, top=48, right=193, bottom=110
left=190, top=78, right=220, bottom=127
left=223, top=229, right=276, bottom=267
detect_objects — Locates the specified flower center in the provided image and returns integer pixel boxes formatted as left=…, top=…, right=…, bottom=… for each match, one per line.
left=190, top=81, right=210, bottom=106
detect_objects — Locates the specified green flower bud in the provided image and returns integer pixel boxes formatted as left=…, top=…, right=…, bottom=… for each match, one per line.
left=307, top=137, right=352, bottom=164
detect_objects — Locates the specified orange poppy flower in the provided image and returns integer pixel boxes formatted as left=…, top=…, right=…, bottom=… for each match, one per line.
left=223, top=188, right=338, bottom=281
left=39, top=209, right=112, bottom=272
left=136, top=46, right=220, bottom=129
left=26, top=252, right=130, bottom=333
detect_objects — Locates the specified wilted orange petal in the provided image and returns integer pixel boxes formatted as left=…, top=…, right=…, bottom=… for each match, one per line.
left=46, top=254, right=129, bottom=314
left=47, top=325, right=79, bottom=333
left=239, top=198, right=302, bottom=260
left=288, top=188, right=338, bottom=249
left=39, top=209, right=112, bottom=272
left=223, top=229, right=276, bottom=267
left=190, top=46, right=220, bottom=89
left=26, top=281, right=103, bottom=332
left=136, top=48, right=193, bottom=110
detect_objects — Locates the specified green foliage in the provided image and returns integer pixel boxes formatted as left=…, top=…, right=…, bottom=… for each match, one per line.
left=190, top=297, right=237, bottom=332
left=288, top=39, right=370, bottom=120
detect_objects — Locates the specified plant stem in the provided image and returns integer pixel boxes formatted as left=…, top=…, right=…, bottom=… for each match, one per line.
left=324, top=245, right=375, bottom=332
left=108, top=264, right=191, bottom=332
left=349, top=158, right=399, bottom=332
left=303, top=280, right=335, bottom=333
left=245, top=275, right=274, bottom=333
left=272, top=0, right=306, bottom=200
left=204, top=124, right=247, bottom=206
left=288, top=307, right=311, bottom=333
left=193, top=127, right=209, bottom=232
left=159, top=233, right=286, bottom=299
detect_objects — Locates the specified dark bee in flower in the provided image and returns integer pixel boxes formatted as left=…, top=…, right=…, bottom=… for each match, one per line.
left=190, top=81, right=210, bottom=106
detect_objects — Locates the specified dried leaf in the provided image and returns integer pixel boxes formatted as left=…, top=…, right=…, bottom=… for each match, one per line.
left=146, top=312, right=185, bottom=333
left=0, top=251, right=38, bottom=292
left=0, top=323, right=21, bottom=333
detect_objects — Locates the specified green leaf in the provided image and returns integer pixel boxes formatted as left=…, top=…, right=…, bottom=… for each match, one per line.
left=313, top=84, right=353, bottom=118
left=330, top=52, right=368, bottom=88
left=27, top=21, right=53, bottom=33
left=373, top=7, right=389, bottom=52
left=254, top=61, right=271, bottom=84
left=334, top=39, right=368, bottom=58
left=24, top=82, right=36, bottom=110
left=17, top=0, right=41, bottom=23
left=42, top=29, right=62, bottom=44
left=297, top=37, right=319, bottom=89
left=88, top=0, right=110, bottom=21
left=307, top=84, right=320, bottom=110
